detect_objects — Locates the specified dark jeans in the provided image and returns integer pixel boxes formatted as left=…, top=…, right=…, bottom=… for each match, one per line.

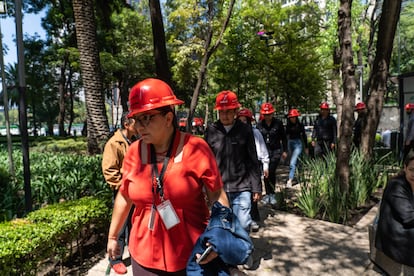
left=109, top=189, right=134, bottom=265
left=250, top=198, right=260, bottom=221
left=314, top=140, right=333, bottom=158
left=264, top=158, right=280, bottom=195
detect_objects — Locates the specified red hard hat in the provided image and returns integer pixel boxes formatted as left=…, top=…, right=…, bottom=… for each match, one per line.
left=320, top=102, right=330, bottom=109
left=237, top=108, right=254, bottom=121
left=288, top=108, right=301, bottom=118
left=128, top=78, right=184, bottom=118
left=260, top=103, right=275, bottom=114
left=405, top=103, right=414, bottom=111
left=192, top=117, right=204, bottom=126
left=355, top=102, right=366, bottom=111
left=179, top=118, right=187, bottom=127
left=214, top=91, right=241, bottom=110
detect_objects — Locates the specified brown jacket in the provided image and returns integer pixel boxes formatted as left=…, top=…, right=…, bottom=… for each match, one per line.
left=102, top=129, right=130, bottom=190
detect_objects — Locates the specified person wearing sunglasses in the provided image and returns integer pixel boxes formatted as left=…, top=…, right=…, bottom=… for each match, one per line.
left=106, top=78, right=229, bottom=275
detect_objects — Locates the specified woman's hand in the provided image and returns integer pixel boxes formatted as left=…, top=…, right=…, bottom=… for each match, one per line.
left=195, top=243, right=218, bottom=264
left=107, top=237, right=121, bottom=260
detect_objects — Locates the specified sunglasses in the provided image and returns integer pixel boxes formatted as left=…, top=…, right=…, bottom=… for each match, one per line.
left=133, top=112, right=164, bottom=127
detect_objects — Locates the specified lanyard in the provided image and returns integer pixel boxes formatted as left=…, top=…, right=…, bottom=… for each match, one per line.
left=150, top=129, right=176, bottom=201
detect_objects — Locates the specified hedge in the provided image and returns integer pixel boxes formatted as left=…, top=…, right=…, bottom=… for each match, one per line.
left=0, top=196, right=111, bottom=275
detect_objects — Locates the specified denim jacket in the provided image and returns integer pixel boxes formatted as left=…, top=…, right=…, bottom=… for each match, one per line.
left=186, top=201, right=253, bottom=275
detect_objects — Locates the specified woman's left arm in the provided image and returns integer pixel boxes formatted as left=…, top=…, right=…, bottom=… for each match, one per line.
left=206, top=188, right=230, bottom=208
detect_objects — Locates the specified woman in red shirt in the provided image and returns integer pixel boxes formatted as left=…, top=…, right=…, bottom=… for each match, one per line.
left=107, top=78, right=229, bottom=275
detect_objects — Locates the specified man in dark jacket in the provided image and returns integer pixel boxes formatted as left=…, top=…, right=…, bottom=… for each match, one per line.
left=256, top=103, right=287, bottom=206
left=205, top=90, right=262, bottom=232
left=375, top=149, right=414, bottom=268
left=311, top=102, right=337, bottom=158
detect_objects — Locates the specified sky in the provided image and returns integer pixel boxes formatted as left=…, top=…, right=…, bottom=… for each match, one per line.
left=1, top=10, right=46, bottom=66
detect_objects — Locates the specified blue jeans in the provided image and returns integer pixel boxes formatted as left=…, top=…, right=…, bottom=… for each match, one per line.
left=288, top=139, right=303, bottom=180
left=226, top=191, right=251, bottom=231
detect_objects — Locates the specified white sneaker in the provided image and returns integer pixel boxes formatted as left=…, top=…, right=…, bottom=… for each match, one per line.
left=286, top=179, right=293, bottom=188
left=269, top=194, right=277, bottom=205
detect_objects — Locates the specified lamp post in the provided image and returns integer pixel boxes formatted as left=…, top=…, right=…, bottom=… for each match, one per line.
left=0, top=1, right=14, bottom=176
left=15, top=0, right=32, bottom=212
left=257, top=29, right=285, bottom=102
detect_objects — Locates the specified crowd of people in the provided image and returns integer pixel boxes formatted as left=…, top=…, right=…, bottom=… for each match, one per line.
left=102, top=78, right=414, bottom=275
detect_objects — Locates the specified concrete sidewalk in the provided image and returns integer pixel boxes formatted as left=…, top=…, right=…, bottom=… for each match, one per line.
left=87, top=202, right=381, bottom=276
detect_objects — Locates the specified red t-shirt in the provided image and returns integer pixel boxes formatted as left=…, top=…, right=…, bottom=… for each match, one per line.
left=120, top=131, right=223, bottom=272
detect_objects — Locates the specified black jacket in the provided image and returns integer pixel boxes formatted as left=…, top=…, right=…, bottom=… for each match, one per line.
left=311, top=115, right=337, bottom=144
left=375, top=174, right=414, bottom=267
left=286, top=120, right=308, bottom=149
left=256, top=118, right=287, bottom=152
left=204, top=119, right=261, bottom=194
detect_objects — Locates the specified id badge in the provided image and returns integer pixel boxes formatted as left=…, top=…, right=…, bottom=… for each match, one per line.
left=156, top=200, right=180, bottom=230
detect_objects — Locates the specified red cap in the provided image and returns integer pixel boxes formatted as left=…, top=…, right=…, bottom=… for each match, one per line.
left=320, top=102, right=330, bottom=109
left=260, top=103, right=275, bottom=114
left=355, top=102, right=366, bottom=111
left=288, top=108, right=301, bottom=118
left=128, top=78, right=184, bottom=117
left=237, top=108, right=254, bottom=121
left=214, top=91, right=241, bottom=110
left=405, top=103, right=414, bottom=111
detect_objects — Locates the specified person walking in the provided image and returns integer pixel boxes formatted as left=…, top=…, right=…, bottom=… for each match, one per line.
left=285, top=108, right=308, bottom=188
left=204, top=91, right=262, bottom=232
left=102, top=112, right=138, bottom=274
left=375, top=149, right=414, bottom=272
left=237, top=108, right=269, bottom=232
left=106, top=78, right=229, bottom=275
left=311, top=102, right=337, bottom=158
left=256, top=102, right=287, bottom=206
left=404, top=103, right=414, bottom=160
left=353, top=102, right=367, bottom=149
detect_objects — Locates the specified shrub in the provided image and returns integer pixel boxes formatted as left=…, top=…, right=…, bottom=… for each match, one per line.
left=0, top=147, right=110, bottom=220
left=0, top=196, right=111, bottom=275
left=296, top=149, right=397, bottom=224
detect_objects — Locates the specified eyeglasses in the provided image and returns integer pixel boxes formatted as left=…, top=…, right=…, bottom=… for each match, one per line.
left=133, top=112, right=163, bottom=127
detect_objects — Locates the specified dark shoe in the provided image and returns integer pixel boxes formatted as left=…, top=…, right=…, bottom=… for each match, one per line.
left=243, top=254, right=254, bottom=270
left=111, top=262, right=127, bottom=274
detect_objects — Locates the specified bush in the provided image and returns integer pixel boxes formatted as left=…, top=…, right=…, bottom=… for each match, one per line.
left=0, top=147, right=110, bottom=219
left=0, top=196, right=111, bottom=275
left=296, top=149, right=397, bottom=224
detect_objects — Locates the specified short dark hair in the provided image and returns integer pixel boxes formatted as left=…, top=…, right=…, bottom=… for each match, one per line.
left=121, top=112, right=133, bottom=129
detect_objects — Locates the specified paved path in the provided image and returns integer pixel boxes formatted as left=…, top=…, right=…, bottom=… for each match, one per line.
left=87, top=204, right=381, bottom=276
left=88, top=165, right=382, bottom=275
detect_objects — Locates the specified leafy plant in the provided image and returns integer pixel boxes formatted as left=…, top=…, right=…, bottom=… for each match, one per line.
left=0, top=196, right=111, bottom=274
left=295, top=149, right=396, bottom=224
left=295, top=182, right=321, bottom=218
left=0, top=146, right=110, bottom=222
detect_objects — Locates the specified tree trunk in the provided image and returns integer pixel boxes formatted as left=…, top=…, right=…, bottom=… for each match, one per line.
left=149, top=0, right=172, bottom=85
left=361, top=0, right=402, bottom=158
left=336, top=0, right=357, bottom=193
left=73, top=0, right=109, bottom=154
left=188, top=0, right=236, bottom=129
